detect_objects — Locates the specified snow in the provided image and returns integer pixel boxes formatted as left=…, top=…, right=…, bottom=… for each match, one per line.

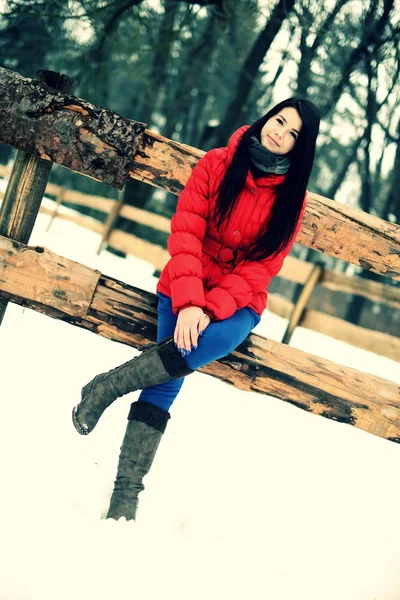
left=0, top=194, right=400, bottom=600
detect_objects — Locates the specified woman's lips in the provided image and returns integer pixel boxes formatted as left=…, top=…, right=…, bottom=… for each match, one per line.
left=268, top=135, right=280, bottom=147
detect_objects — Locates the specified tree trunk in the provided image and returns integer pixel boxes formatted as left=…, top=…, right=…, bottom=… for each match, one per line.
left=382, top=121, right=399, bottom=221
left=109, top=2, right=179, bottom=248
left=162, top=8, right=225, bottom=140
left=211, top=0, right=296, bottom=148
left=296, top=0, right=350, bottom=98
left=359, top=54, right=376, bottom=214
left=319, top=0, right=394, bottom=120
left=326, top=133, right=364, bottom=201
left=135, top=1, right=179, bottom=126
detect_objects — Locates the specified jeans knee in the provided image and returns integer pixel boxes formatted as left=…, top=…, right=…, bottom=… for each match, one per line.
left=214, top=330, right=241, bottom=356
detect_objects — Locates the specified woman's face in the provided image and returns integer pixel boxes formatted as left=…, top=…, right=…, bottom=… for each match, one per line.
left=260, top=107, right=302, bottom=155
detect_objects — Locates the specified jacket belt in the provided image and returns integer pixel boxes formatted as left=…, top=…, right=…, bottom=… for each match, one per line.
left=202, top=236, right=247, bottom=264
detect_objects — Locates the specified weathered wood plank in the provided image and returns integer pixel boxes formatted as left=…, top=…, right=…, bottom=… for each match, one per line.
left=298, top=192, right=400, bottom=280
left=300, top=309, right=400, bottom=361
left=320, top=268, right=400, bottom=311
left=129, top=129, right=203, bottom=195
left=39, top=205, right=104, bottom=234
left=0, top=67, right=146, bottom=189
left=0, top=234, right=398, bottom=444
left=0, top=237, right=101, bottom=318
left=119, top=203, right=171, bottom=233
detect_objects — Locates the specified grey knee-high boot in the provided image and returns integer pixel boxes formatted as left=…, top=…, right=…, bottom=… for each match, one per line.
left=106, top=401, right=170, bottom=521
left=72, top=336, right=193, bottom=435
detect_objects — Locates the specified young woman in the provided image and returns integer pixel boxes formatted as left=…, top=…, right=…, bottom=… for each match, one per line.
left=72, top=97, right=320, bottom=521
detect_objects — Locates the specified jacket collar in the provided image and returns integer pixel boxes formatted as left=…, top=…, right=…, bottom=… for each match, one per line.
left=227, top=125, right=286, bottom=188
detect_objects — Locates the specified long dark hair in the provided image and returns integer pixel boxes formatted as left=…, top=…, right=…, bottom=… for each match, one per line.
left=214, top=98, right=320, bottom=261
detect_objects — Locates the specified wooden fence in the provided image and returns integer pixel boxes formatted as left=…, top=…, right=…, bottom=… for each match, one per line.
left=0, top=67, right=399, bottom=445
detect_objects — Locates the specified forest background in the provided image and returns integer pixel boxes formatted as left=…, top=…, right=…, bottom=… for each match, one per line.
left=0, top=0, right=398, bottom=334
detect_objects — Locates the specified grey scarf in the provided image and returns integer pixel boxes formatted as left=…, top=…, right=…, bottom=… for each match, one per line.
left=248, top=135, right=291, bottom=175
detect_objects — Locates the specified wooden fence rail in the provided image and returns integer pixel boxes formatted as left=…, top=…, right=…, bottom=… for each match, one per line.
left=0, top=233, right=399, bottom=444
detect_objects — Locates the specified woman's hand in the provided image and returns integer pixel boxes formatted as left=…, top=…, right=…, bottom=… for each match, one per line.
left=174, top=306, right=211, bottom=353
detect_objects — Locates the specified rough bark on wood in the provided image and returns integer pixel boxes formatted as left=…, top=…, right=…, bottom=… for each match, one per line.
left=0, top=234, right=399, bottom=444
left=300, top=192, right=400, bottom=280
left=129, top=129, right=203, bottom=194
left=0, top=70, right=78, bottom=326
left=0, top=67, right=146, bottom=189
left=0, top=236, right=101, bottom=318
left=0, top=71, right=77, bottom=243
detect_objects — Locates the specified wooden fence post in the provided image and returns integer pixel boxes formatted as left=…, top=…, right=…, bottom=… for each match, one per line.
left=45, top=186, right=66, bottom=232
left=282, top=261, right=324, bottom=345
left=97, top=190, right=124, bottom=255
left=0, top=70, right=77, bottom=326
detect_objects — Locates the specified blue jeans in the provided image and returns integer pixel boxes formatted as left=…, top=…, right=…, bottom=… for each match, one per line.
left=138, top=292, right=261, bottom=411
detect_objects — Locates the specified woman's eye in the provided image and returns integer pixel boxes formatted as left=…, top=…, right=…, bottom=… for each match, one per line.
left=276, top=118, right=283, bottom=124
left=291, top=132, right=297, bottom=139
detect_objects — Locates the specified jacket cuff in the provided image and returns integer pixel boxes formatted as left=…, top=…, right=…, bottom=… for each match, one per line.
left=170, top=276, right=205, bottom=315
left=179, top=303, right=196, bottom=312
left=205, top=288, right=237, bottom=321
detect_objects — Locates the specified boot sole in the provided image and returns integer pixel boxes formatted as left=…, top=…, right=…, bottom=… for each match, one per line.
left=72, top=405, right=90, bottom=435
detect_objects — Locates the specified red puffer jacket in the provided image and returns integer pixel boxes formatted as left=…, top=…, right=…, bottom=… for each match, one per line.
left=156, top=125, right=307, bottom=321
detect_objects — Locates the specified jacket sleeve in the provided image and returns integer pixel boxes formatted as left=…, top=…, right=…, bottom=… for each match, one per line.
left=204, top=196, right=307, bottom=321
left=168, top=150, right=216, bottom=316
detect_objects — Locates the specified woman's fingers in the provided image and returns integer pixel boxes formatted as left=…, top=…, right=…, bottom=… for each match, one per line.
left=178, top=328, right=186, bottom=351
left=174, top=309, right=211, bottom=354
left=190, top=323, right=199, bottom=349
left=183, top=324, right=193, bottom=352
left=175, top=326, right=199, bottom=352
left=174, top=323, right=190, bottom=353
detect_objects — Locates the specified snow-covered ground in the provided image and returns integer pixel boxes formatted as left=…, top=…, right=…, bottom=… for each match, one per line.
left=0, top=192, right=400, bottom=600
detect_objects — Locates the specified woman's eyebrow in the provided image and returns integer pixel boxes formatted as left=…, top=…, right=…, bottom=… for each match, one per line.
left=278, top=114, right=300, bottom=134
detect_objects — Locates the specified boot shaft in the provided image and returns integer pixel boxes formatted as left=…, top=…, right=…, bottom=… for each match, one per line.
left=106, top=401, right=170, bottom=521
